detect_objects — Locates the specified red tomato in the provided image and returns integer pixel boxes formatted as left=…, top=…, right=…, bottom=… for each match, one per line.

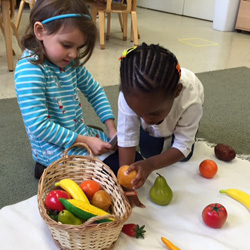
left=44, top=190, right=71, bottom=212
left=202, top=203, right=228, bottom=228
left=80, top=180, right=101, bottom=200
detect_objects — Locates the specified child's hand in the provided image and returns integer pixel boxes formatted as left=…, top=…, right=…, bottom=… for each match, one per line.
left=86, top=137, right=112, bottom=155
left=76, top=135, right=111, bottom=156
left=127, top=194, right=146, bottom=208
left=106, top=119, right=117, bottom=150
left=126, top=159, right=153, bottom=189
left=104, top=119, right=117, bottom=144
left=123, top=187, right=145, bottom=208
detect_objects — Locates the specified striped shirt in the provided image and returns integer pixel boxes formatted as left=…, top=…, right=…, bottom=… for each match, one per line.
left=15, top=50, right=115, bottom=166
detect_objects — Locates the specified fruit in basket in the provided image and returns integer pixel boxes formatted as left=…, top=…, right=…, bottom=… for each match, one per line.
left=199, top=159, right=218, bottom=178
left=59, top=198, right=114, bottom=223
left=80, top=180, right=102, bottom=200
left=214, top=143, right=236, bottom=162
left=58, top=210, right=82, bottom=225
left=117, top=165, right=137, bottom=189
left=202, top=203, right=228, bottom=228
left=149, top=173, right=173, bottom=206
left=45, top=190, right=71, bottom=212
left=122, top=224, right=146, bottom=239
left=55, top=179, right=89, bottom=203
left=91, top=190, right=112, bottom=211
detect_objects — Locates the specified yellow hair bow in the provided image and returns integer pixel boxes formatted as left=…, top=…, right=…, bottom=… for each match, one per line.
left=119, top=46, right=137, bottom=60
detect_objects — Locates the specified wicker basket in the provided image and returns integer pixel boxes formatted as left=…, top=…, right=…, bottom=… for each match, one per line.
left=37, top=143, right=132, bottom=250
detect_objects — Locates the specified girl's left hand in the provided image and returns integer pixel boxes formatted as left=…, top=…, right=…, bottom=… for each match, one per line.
left=105, top=119, right=117, bottom=150
left=126, top=159, right=153, bottom=189
left=108, top=134, right=118, bottom=151
left=108, top=130, right=117, bottom=146
left=104, top=119, right=117, bottom=142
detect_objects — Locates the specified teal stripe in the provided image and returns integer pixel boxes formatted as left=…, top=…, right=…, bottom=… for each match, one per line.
left=15, top=49, right=114, bottom=166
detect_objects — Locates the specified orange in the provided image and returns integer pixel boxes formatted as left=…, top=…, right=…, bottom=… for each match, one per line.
left=199, top=159, right=218, bottom=178
left=80, top=180, right=102, bottom=200
left=91, top=190, right=112, bottom=211
left=117, top=165, right=137, bottom=189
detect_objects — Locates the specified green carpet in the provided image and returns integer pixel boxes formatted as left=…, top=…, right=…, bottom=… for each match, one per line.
left=197, top=67, right=250, bottom=153
left=1, top=67, right=249, bottom=209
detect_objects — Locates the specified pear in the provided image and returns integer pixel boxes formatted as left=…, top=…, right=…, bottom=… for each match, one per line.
left=149, top=173, right=173, bottom=206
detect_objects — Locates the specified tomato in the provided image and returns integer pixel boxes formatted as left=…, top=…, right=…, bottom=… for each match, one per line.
left=44, top=190, right=71, bottom=212
left=91, top=190, right=112, bottom=211
left=199, top=159, right=218, bottom=178
left=202, top=203, right=228, bottom=228
left=117, top=165, right=137, bottom=189
left=80, top=180, right=101, bottom=200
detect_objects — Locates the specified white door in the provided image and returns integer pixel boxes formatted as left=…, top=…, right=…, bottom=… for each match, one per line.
left=183, top=0, right=215, bottom=21
left=137, top=0, right=185, bottom=15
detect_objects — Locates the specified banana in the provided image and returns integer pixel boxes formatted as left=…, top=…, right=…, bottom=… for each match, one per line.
left=55, top=179, right=89, bottom=203
left=220, top=189, right=250, bottom=211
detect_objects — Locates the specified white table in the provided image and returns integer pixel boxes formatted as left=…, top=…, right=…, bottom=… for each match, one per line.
left=1, top=141, right=250, bottom=250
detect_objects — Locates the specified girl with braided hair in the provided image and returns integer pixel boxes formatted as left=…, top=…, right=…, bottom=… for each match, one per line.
left=118, top=43, right=204, bottom=207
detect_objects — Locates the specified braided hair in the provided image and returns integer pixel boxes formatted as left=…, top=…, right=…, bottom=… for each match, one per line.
left=120, top=43, right=181, bottom=98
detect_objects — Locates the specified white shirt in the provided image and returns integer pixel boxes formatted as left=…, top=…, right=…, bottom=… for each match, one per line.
left=117, top=68, right=204, bottom=157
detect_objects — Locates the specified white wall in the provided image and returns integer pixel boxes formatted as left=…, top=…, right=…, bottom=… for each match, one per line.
left=183, top=0, right=214, bottom=21
left=137, top=0, right=185, bottom=15
left=138, top=0, right=215, bottom=21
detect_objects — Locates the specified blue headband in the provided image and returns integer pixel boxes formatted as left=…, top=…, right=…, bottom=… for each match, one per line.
left=42, top=13, right=91, bottom=24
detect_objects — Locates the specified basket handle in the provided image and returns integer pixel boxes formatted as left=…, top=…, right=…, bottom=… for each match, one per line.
left=63, top=142, right=94, bottom=158
left=81, top=214, right=117, bottom=228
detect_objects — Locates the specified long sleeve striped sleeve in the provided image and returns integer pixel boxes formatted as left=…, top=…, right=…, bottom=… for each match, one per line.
left=15, top=59, right=77, bottom=150
left=76, top=66, right=115, bottom=123
left=15, top=50, right=115, bottom=166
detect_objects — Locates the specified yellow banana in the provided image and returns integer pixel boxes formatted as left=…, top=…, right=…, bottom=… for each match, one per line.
left=220, top=189, right=250, bottom=211
left=55, top=179, right=89, bottom=203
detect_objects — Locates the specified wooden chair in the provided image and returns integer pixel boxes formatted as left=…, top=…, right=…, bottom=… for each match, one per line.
left=85, top=0, right=139, bottom=49
left=15, top=0, right=35, bottom=31
left=0, top=0, right=21, bottom=71
left=129, top=0, right=139, bottom=43
left=116, top=0, right=140, bottom=43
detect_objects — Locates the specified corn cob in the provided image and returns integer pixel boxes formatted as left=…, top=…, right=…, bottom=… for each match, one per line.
left=59, top=198, right=114, bottom=223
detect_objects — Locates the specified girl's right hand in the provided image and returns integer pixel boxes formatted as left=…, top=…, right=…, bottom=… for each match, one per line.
left=126, top=159, right=153, bottom=190
left=76, top=135, right=111, bottom=156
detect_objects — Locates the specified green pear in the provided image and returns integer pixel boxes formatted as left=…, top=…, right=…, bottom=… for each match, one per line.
left=149, top=173, right=173, bottom=206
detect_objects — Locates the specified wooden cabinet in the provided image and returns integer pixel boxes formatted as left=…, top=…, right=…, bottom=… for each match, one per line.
left=236, top=0, right=250, bottom=32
